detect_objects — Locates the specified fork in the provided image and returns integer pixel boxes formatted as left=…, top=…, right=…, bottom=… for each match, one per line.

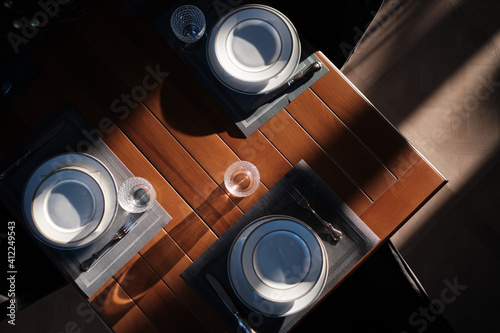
left=289, top=186, right=343, bottom=242
left=80, top=218, right=137, bottom=271
left=1, top=81, right=12, bottom=97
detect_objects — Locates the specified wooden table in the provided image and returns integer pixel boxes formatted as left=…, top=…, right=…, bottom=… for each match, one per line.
left=0, top=0, right=446, bottom=331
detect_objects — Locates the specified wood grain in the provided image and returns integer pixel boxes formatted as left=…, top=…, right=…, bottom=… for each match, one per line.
left=261, top=109, right=372, bottom=214
left=361, top=157, right=446, bottom=239
left=286, top=88, right=396, bottom=200
left=312, top=53, right=420, bottom=178
left=0, top=0, right=446, bottom=331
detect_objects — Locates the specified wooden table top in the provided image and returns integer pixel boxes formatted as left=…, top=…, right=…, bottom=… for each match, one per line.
left=0, top=0, right=445, bottom=332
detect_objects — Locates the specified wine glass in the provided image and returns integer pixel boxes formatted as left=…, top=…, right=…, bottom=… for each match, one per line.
left=118, top=177, right=156, bottom=213
left=170, top=5, right=206, bottom=44
left=224, top=161, right=260, bottom=197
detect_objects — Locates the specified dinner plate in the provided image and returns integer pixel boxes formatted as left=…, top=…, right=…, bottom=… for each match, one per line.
left=228, top=215, right=328, bottom=316
left=32, top=169, right=105, bottom=244
left=240, top=218, right=324, bottom=302
left=23, top=153, right=117, bottom=249
left=207, top=5, right=301, bottom=94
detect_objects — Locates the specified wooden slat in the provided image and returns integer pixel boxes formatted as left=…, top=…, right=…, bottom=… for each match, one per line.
left=13, top=34, right=226, bottom=330
left=43, top=26, right=243, bottom=235
left=9, top=42, right=218, bottom=260
left=99, top=0, right=293, bottom=189
left=89, top=280, right=155, bottom=331
left=0, top=0, right=447, bottom=331
left=261, top=109, right=372, bottom=214
left=72, top=6, right=242, bottom=183
left=286, top=88, right=396, bottom=200
left=105, top=130, right=219, bottom=259
left=111, top=305, right=160, bottom=333
left=8, top=41, right=221, bottom=330
left=68, top=2, right=274, bottom=218
left=113, top=254, right=217, bottom=332
left=312, top=52, right=420, bottom=178
left=361, top=158, right=446, bottom=239
left=138, top=231, right=227, bottom=332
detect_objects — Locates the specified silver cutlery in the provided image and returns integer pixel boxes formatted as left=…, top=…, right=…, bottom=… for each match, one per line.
left=1, top=80, right=12, bottom=96
left=80, top=217, right=137, bottom=271
left=206, top=273, right=255, bottom=333
left=0, top=119, right=65, bottom=180
left=290, top=186, right=343, bottom=242
left=250, top=61, right=322, bottom=111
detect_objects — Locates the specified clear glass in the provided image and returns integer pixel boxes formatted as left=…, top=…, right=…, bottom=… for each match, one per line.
left=170, top=5, right=206, bottom=44
left=118, top=177, right=156, bottom=213
left=224, top=161, right=260, bottom=197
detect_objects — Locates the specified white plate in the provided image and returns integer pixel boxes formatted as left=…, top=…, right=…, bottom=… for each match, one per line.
left=32, top=169, right=105, bottom=244
left=207, top=5, right=301, bottom=94
left=241, top=218, right=324, bottom=302
left=23, top=153, right=117, bottom=249
left=228, top=215, right=328, bottom=317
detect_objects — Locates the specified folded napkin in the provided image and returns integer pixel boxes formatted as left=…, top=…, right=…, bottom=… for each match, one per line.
left=0, top=104, right=172, bottom=297
left=182, top=160, right=379, bottom=332
left=151, top=0, right=329, bottom=137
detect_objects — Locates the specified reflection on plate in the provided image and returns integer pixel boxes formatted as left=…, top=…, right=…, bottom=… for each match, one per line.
left=32, top=169, right=105, bottom=244
left=23, top=153, right=117, bottom=249
left=207, top=4, right=300, bottom=94
left=228, top=215, right=328, bottom=317
left=241, top=219, right=324, bottom=303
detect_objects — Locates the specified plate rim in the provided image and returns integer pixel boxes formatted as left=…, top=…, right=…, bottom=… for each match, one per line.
left=228, top=215, right=328, bottom=316
left=207, top=4, right=301, bottom=95
left=240, top=218, right=324, bottom=302
left=214, top=8, right=292, bottom=81
left=31, top=168, right=105, bottom=244
left=22, top=152, right=118, bottom=249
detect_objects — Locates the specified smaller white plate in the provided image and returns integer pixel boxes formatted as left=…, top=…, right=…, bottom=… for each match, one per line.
left=207, top=5, right=301, bottom=94
left=214, top=7, right=292, bottom=82
left=240, top=219, right=324, bottom=302
left=32, top=169, right=104, bottom=244
left=228, top=215, right=328, bottom=317
left=23, top=153, right=117, bottom=249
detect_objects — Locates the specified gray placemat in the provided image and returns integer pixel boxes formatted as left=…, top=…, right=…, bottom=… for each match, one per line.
left=151, top=0, right=329, bottom=137
left=181, top=160, right=379, bottom=332
left=0, top=103, right=172, bottom=297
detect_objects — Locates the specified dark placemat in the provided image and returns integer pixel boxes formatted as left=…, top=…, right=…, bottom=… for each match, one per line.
left=151, top=0, right=329, bottom=137
left=0, top=103, right=172, bottom=297
left=0, top=48, right=39, bottom=110
left=120, top=0, right=163, bottom=17
left=182, top=160, right=379, bottom=332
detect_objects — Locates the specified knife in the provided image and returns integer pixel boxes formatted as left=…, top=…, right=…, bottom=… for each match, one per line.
left=206, top=274, right=256, bottom=333
left=0, top=119, right=65, bottom=180
left=250, top=61, right=322, bottom=111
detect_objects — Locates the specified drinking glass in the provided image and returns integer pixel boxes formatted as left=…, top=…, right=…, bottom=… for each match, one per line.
left=170, top=5, right=206, bottom=44
left=224, top=161, right=260, bottom=197
left=118, top=177, right=156, bottom=213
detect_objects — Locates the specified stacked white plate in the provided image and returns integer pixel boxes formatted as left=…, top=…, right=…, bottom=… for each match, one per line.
left=207, top=4, right=301, bottom=94
left=228, top=215, right=328, bottom=317
left=22, top=153, right=117, bottom=249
